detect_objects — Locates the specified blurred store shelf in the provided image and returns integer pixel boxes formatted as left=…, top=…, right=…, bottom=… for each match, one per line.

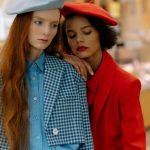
left=147, top=129, right=150, bottom=150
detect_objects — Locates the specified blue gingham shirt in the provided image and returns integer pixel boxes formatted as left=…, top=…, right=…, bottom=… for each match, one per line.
left=26, top=53, right=79, bottom=150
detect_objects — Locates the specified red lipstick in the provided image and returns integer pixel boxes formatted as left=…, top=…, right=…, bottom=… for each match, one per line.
left=77, top=46, right=88, bottom=52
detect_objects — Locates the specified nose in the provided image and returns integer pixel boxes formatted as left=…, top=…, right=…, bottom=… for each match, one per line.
left=76, top=33, right=84, bottom=43
left=42, top=25, right=51, bottom=36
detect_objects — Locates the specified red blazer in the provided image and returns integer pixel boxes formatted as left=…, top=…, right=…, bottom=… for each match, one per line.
left=87, top=51, right=146, bottom=150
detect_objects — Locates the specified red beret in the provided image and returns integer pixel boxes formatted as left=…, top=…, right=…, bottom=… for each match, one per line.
left=61, top=2, right=118, bottom=26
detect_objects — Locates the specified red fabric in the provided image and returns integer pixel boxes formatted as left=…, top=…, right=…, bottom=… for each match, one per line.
left=87, top=51, right=146, bottom=150
left=61, top=2, right=118, bottom=26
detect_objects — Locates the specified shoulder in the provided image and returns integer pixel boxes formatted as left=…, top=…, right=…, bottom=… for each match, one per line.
left=45, top=55, right=83, bottom=82
left=116, top=66, right=140, bottom=85
left=114, top=65, right=141, bottom=93
left=102, top=51, right=141, bottom=89
left=45, top=55, right=73, bottom=69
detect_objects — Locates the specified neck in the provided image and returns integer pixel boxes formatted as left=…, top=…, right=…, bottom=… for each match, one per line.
left=27, top=49, right=43, bottom=61
left=85, top=50, right=102, bottom=73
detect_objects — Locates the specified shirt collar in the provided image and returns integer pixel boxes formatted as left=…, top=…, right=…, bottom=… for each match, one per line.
left=27, top=52, right=45, bottom=72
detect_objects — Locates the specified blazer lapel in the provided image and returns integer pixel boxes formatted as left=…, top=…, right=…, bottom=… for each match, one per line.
left=88, top=51, right=116, bottom=127
left=43, top=55, right=64, bottom=129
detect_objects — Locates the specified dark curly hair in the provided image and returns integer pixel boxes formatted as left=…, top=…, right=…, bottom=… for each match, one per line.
left=61, top=14, right=117, bottom=53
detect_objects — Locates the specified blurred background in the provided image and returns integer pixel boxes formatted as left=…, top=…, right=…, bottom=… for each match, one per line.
left=0, top=0, right=150, bottom=149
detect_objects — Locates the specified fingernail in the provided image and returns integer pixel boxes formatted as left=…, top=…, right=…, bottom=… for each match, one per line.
left=90, top=72, right=94, bottom=75
left=83, top=77, right=87, bottom=81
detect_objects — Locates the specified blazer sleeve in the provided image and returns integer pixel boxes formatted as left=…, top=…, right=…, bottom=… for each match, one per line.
left=75, top=74, right=94, bottom=150
left=0, top=76, right=9, bottom=149
left=120, top=79, right=146, bottom=150
left=0, top=110, right=10, bottom=150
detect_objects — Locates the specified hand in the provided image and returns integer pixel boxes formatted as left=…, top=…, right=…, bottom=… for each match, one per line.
left=63, top=53, right=94, bottom=81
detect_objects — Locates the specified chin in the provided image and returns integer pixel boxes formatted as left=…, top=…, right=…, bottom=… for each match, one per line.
left=77, top=54, right=88, bottom=59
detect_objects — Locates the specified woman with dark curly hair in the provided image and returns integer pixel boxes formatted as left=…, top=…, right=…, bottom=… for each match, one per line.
left=61, top=2, right=146, bottom=150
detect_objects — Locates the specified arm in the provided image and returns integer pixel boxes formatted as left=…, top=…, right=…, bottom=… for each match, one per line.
left=0, top=76, right=9, bottom=149
left=0, top=111, right=9, bottom=150
left=76, top=75, right=94, bottom=150
left=63, top=53, right=94, bottom=81
left=120, top=79, right=146, bottom=150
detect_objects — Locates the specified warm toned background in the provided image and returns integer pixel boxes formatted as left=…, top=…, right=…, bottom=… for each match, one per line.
left=0, top=0, right=150, bottom=149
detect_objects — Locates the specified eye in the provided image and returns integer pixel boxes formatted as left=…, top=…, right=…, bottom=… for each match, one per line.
left=68, top=35, right=76, bottom=39
left=67, top=32, right=76, bottom=39
left=84, top=31, right=91, bottom=35
left=83, top=31, right=91, bottom=35
left=50, top=23, right=59, bottom=29
left=34, top=20, right=43, bottom=25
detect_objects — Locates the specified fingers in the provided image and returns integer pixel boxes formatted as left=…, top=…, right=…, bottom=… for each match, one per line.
left=82, top=61, right=94, bottom=76
left=77, top=62, right=88, bottom=81
left=74, top=64, right=81, bottom=75
left=69, top=56, right=88, bottom=81
left=63, top=53, right=94, bottom=81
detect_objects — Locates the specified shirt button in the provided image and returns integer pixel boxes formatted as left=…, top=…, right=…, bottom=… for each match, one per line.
left=33, top=64, right=37, bottom=68
left=53, top=128, right=59, bottom=136
left=32, top=77, right=36, bottom=80
left=33, top=97, right=37, bottom=101
left=36, top=136, right=40, bottom=140
left=34, top=115, right=39, bottom=120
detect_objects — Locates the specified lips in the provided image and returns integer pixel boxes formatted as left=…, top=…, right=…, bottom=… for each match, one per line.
left=38, top=39, right=48, bottom=42
left=77, top=46, right=88, bottom=52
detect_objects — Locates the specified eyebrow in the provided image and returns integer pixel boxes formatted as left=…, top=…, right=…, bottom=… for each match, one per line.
left=32, top=16, right=60, bottom=23
left=67, top=25, right=92, bottom=32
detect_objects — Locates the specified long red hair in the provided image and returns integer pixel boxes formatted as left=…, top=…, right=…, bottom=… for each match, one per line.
left=0, top=12, right=32, bottom=150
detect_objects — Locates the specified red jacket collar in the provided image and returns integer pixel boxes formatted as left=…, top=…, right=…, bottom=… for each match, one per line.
left=87, top=51, right=117, bottom=93
left=87, top=51, right=117, bottom=122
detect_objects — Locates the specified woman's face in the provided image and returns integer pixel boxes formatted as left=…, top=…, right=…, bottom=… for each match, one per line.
left=65, top=15, right=101, bottom=61
left=28, top=9, right=60, bottom=56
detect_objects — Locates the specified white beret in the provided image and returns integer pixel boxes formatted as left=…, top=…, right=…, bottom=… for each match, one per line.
left=5, top=0, right=67, bottom=15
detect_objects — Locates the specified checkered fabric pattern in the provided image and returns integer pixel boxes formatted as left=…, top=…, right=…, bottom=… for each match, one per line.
left=0, top=55, right=94, bottom=149
left=0, top=110, right=9, bottom=150
left=0, top=75, right=10, bottom=150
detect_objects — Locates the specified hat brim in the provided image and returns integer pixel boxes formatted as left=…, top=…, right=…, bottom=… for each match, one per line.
left=5, top=0, right=65, bottom=15
left=61, top=2, right=118, bottom=26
